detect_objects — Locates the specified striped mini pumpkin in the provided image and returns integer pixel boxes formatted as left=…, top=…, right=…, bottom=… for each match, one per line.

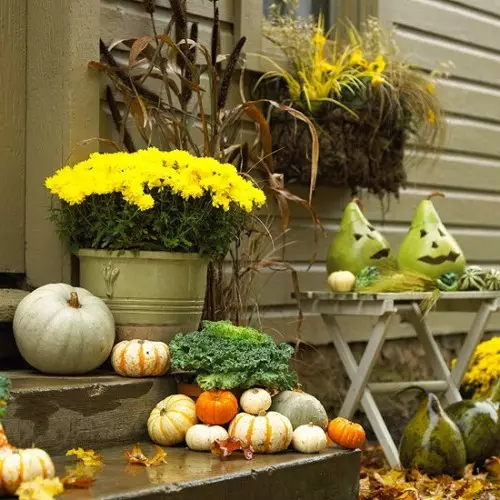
left=111, top=339, right=171, bottom=377
left=228, top=411, right=293, bottom=453
left=147, top=394, right=197, bottom=446
left=0, top=447, right=55, bottom=495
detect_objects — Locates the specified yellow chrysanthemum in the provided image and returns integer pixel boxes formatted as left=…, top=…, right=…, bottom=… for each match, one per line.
left=45, top=148, right=266, bottom=213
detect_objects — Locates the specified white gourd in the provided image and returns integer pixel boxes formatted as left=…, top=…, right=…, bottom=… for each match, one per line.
left=13, top=283, right=115, bottom=374
left=185, top=424, right=228, bottom=451
left=111, top=339, right=171, bottom=377
left=0, top=447, right=55, bottom=496
left=228, top=411, right=293, bottom=453
left=148, top=394, right=197, bottom=446
left=240, top=388, right=272, bottom=415
left=327, top=271, right=356, bottom=293
left=292, top=423, right=328, bottom=454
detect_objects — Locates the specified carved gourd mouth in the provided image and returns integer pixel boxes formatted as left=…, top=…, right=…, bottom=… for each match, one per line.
left=418, top=251, right=460, bottom=265
left=371, top=248, right=390, bottom=260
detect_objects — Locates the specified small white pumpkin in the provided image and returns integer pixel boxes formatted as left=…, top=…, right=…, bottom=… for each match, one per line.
left=148, top=394, right=197, bottom=446
left=185, top=424, right=229, bottom=451
left=13, top=283, right=115, bottom=374
left=292, top=423, right=328, bottom=454
left=228, top=411, right=293, bottom=454
left=0, top=447, right=55, bottom=495
left=240, top=388, right=272, bottom=415
left=327, top=271, right=356, bottom=293
left=111, top=339, right=171, bottom=377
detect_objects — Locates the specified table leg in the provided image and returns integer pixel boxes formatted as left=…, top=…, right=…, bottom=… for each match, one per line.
left=450, top=298, right=498, bottom=387
left=406, top=303, right=461, bottom=405
left=322, top=313, right=401, bottom=468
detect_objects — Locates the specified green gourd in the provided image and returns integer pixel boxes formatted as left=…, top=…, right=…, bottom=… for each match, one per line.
left=326, top=199, right=393, bottom=276
left=436, top=273, right=459, bottom=292
left=458, top=266, right=486, bottom=291
left=485, top=268, right=500, bottom=291
left=446, top=380, right=500, bottom=465
left=399, top=391, right=466, bottom=477
left=270, top=389, right=329, bottom=430
left=398, top=193, right=466, bottom=280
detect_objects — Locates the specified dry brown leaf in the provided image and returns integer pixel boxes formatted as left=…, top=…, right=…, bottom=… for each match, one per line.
left=61, top=461, right=101, bottom=489
left=485, top=456, right=500, bottom=479
left=66, top=447, right=103, bottom=466
left=15, top=477, right=64, bottom=500
left=124, top=444, right=167, bottom=467
left=210, top=437, right=254, bottom=460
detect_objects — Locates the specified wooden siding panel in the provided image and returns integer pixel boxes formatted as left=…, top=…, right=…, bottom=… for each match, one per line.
left=450, top=0, right=500, bottom=17
left=0, top=0, right=26, bottom=273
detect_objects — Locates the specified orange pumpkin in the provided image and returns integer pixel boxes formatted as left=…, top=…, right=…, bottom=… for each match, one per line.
left=196, top=390, right=238, bottom=425
left=327, top=417, right=366, bottom=449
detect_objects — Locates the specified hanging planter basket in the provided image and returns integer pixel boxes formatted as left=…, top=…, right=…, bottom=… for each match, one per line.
left=269, top=102, right=408, bottom=198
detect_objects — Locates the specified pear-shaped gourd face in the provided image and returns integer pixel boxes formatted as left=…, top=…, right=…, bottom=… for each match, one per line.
left=326, top=200, right=393, bottom=275
left=398, top=198, right=466, bottom=280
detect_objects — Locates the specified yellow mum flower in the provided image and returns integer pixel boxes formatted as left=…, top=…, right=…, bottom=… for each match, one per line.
left=428, top=109, right=436, bottom=125
left=350, top=49, right=368, bottom=68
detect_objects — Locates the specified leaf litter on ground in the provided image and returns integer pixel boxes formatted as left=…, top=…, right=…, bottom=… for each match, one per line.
left=124, top=443, right=167, bottom=467
left=360, top=445, right=500, bottom=499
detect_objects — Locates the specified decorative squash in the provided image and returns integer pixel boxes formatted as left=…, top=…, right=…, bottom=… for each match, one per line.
left=328, top=417, right=366, bottom=450
left=111, top=339, right=171, bottom=377
left=196, top=390, right=238, bottom=425
left=0, top=447, right=55, bottom=496
left=459, top=266, right=486, bottom=291
left=436, top=273, right=459, bottom=292
left=240, top=388, right=272, bottom=415
left=228, top=411, right=293, bottom=453
left=485, top=268, right=500, bottom=291
left=327, top=271, right=356, bottom=293
left=148, top=394, right=197, bottom=446
left=270, top=390, right=329, bottom=430
left=292, top=423, right=328, bottom=454
left=185, top=424, right=229, bottom=452
left=13, top=283, right=115, bottom=374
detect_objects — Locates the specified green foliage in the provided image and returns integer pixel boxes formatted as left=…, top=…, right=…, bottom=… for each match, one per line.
left=0, top=376, right=11, bottom=419
left=170, top=320, right=297, bottom=391
left=50, top=190, right=246, bottom=259
left=355, top=266, right=381, bottom=291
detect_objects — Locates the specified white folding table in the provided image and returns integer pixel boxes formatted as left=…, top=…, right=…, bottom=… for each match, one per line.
left=298, top=291, right=500, bottom=467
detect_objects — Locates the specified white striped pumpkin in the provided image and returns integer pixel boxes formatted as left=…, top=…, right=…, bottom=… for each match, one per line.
left=111, top=339, right=171, bottom=377
left=0, top=447, right=55, bottom=495
left=228, top=411, right=293, bottom=453
left=147, top=394, right=197, bottom=446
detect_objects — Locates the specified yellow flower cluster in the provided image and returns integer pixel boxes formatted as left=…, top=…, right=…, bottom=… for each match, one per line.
left=457, top=336, right=500, bottom=397
left=45, top=148, right=266, bottom=212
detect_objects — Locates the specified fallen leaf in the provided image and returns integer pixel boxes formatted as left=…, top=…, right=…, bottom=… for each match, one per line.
left=66, top=447, right=103, bottom=466
left=15, top=477, right=64, bottom=500
left=124, top=444, right=167, bottom=467
left=61, top=474, right=95, bottom=489
left=61, top=461, right=100, bottom=489
left=485, top=457, right=500, bottom=479
left=210, top=437, right=254, bottom=460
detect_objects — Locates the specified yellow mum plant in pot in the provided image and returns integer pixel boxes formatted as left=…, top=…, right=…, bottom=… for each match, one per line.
left=45, top=148, right=266, bottom=342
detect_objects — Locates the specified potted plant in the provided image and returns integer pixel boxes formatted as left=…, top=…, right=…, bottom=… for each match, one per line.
left=257, top=4, right=445, bottom=199
left=46, top=149, right=266, bottom=342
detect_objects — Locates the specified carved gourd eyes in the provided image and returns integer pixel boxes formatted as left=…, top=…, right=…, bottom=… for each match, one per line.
left=354, top=233, right=363, bottom=241
left=368, top=225, right=375, bottom=231
left=438, top=228, right=445, bottom=237
left=420, top=229, right=428, bottom=238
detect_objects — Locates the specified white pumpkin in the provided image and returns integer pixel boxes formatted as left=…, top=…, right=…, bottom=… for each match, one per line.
left=111, top=339, right=171, bottom=377
left=228, top=411, right=293, bottom=454
left=185, top=424, right=228, bottom=451
left=327, top=271, right=356, bottom=293
left=13, top=283, right=115, bottom=374
left=148, top=394, right=197, bottom=446
left=292, top=423, right=328, bottom=454
left=0, top=447, right=55, bottom=496
left=240, top=388, right=272, bottom=415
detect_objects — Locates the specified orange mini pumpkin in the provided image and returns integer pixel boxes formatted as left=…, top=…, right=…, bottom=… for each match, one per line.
left=196, top=390, right=238, bottom=425
left=327, top=417, right=366, bottom=450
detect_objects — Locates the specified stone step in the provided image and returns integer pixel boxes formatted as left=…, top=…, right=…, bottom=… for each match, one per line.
left=56, top=443, right=360, bottom=500
left=0, top=289, right=28, bottom=363
left=1, top=370, right=176, bottom=454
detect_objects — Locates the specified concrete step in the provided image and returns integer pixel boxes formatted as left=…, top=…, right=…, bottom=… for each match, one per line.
left=56, top=443, right=360, bottom=500
left=1, top=370, right=176, bottom=454
left=0, top=288, right=29, bottom=363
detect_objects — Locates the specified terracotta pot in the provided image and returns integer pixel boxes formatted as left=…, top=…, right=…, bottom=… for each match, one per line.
left=176, top=383, right=244, bottom=401
left=77, top=249, right=209, bottom=343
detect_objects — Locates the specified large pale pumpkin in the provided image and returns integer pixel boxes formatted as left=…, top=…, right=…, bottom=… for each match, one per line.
left=270, top=390, right=329, bottom=430
left=111, top=339, right=171, bottom=377
left=0, top=447, right=55, bottom=495
left=13, top=283, right=115, bottom=374
left=185, top=424, right=229, bottom=451
left=148, top=394, right=197, bottom=446
left=228, top=411, right=293, bottom=453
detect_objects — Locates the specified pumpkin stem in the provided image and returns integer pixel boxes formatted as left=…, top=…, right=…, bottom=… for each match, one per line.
left=427, top=192, right=445, bottom=201
left=352, top=197, right=365, bottom=213
left=257, top=410, right=267, bottom=417
left=67, top=292, right=81, bottom=309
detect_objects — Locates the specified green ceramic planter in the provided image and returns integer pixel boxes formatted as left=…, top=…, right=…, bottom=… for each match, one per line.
left=77, top=250, right=209, bottom=343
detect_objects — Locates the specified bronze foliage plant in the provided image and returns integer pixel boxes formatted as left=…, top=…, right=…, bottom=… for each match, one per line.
left=89, top=0, right=321, bottom=329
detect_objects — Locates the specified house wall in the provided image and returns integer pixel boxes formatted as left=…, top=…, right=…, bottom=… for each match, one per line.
left=99, top=0, right=500, bottom=345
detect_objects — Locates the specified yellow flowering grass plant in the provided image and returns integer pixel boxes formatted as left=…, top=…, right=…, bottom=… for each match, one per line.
left=46, top=148, right=266, bottom=259
left=453, top=336, right=500, bottom=399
